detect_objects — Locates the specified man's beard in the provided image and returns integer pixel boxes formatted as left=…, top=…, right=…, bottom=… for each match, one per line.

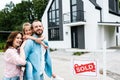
left=34, top=31, right=43, bottom=37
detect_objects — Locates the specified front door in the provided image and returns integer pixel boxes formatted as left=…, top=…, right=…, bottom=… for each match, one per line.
left=71, top=27, right=78, bottom=48
left=71, top=26, right=85, bottom=49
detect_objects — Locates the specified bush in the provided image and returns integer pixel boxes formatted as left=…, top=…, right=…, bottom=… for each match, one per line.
left=0, top=42, right=5, bottom=52
left=50, top=48, right=57, bottom=52
left=73, top=52, right=85, bottom=56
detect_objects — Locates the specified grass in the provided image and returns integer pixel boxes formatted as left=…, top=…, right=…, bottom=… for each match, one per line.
left=73, top=51, right=89, bottom=56
left=0, top=42, right=5, bottom=52
left=0, top=50, right=3, bottom=52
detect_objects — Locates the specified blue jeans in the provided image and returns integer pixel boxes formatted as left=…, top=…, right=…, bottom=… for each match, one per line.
left=3, top=76, right=20, bottom=80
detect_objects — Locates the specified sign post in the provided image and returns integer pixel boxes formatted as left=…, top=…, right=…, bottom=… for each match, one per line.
left=103, top=41, right=107, bottom=80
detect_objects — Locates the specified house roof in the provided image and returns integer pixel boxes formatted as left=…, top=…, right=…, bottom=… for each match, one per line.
left=89, top=0, right=101, bottom=10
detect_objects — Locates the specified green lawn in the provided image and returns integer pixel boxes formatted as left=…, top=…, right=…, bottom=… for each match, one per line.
left=0, top=49, right=3, bottom=52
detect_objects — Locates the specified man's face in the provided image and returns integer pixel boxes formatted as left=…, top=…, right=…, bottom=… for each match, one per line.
left=32, top=21, right=44, bottom=36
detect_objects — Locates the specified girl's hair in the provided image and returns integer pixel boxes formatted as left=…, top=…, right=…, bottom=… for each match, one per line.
left=4, top=31, right=23, bottom=52
left=22, top=22, right=32, bottom=35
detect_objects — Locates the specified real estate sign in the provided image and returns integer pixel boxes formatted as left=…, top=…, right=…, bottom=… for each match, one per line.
left=72, top=60, right=97, bottom=76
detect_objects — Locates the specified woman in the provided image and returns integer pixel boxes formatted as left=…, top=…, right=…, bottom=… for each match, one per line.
left=3, top=31, right=26, bottom=80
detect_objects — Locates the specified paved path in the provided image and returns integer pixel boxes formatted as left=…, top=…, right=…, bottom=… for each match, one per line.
left=1, top=49, right=120, bottom=80
left=0, top=54, right=4, bottom=79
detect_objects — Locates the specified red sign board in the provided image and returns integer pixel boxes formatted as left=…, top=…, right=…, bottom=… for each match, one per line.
left=73, top=60, right=97, bottom=76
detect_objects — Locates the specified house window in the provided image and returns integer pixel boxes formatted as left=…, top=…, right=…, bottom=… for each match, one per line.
left=48, top=1, right=59, bottom=27
left=48, top=0, right=63, bottom=41
left=70, top=0, right=84, bottom=22
left=109, top=0, right=119, bottom=14
left=48, top=28, right=59, bottom=40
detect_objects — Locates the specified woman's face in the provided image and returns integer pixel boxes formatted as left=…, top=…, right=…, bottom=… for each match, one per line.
left=13, top=33, right=22, bottom=48
left=24, top=26, right=32, bottom=35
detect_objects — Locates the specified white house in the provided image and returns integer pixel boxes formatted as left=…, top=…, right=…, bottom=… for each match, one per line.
left=41, top=0, right=120, bottom=50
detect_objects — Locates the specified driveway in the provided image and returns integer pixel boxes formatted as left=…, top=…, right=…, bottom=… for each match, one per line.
left=0, top=49, right=120, bottom=80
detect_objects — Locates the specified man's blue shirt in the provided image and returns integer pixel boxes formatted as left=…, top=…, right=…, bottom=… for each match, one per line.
left=23, top=34, right=52, bottom=80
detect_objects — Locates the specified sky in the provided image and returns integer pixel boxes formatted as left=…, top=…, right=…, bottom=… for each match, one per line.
left=0, top=0, right=21, bottom=10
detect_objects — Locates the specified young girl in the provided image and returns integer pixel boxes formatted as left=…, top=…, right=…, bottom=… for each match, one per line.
left=22, top=22, right=48, bottom=49
left=3, top=31, right=26, bottom=80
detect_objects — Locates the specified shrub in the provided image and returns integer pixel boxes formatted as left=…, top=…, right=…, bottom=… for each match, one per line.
left=73, top=52, right=85, bottom=56
left=0, top=42, right=5, bottom=52
left=50, top=48, right=57, bottom=52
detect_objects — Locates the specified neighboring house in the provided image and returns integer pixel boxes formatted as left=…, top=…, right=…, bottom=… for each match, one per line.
left=42, top=0, right=120, bottom=49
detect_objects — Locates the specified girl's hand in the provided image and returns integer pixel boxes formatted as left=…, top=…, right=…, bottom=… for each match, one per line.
left=35, top=38, right=42, bottom=43
left=23, top=35, right=32, bottom=40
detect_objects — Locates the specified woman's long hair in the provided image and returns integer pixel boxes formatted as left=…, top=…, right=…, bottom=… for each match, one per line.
left=4, top=31, right=23, bottom=52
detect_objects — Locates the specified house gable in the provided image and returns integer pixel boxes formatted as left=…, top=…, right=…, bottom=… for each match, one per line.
left=89, top=0, right=101, bottom=10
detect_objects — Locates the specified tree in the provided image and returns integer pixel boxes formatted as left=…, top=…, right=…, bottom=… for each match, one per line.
left=0, top=0, right=48, bottom=41
left=11, top=1, right=34, bottom=27
left=0, top=0, right=48, bottom=31
left=32, top=0, right=49, bottom=20
left=5, top=1, right=15, bottom=12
